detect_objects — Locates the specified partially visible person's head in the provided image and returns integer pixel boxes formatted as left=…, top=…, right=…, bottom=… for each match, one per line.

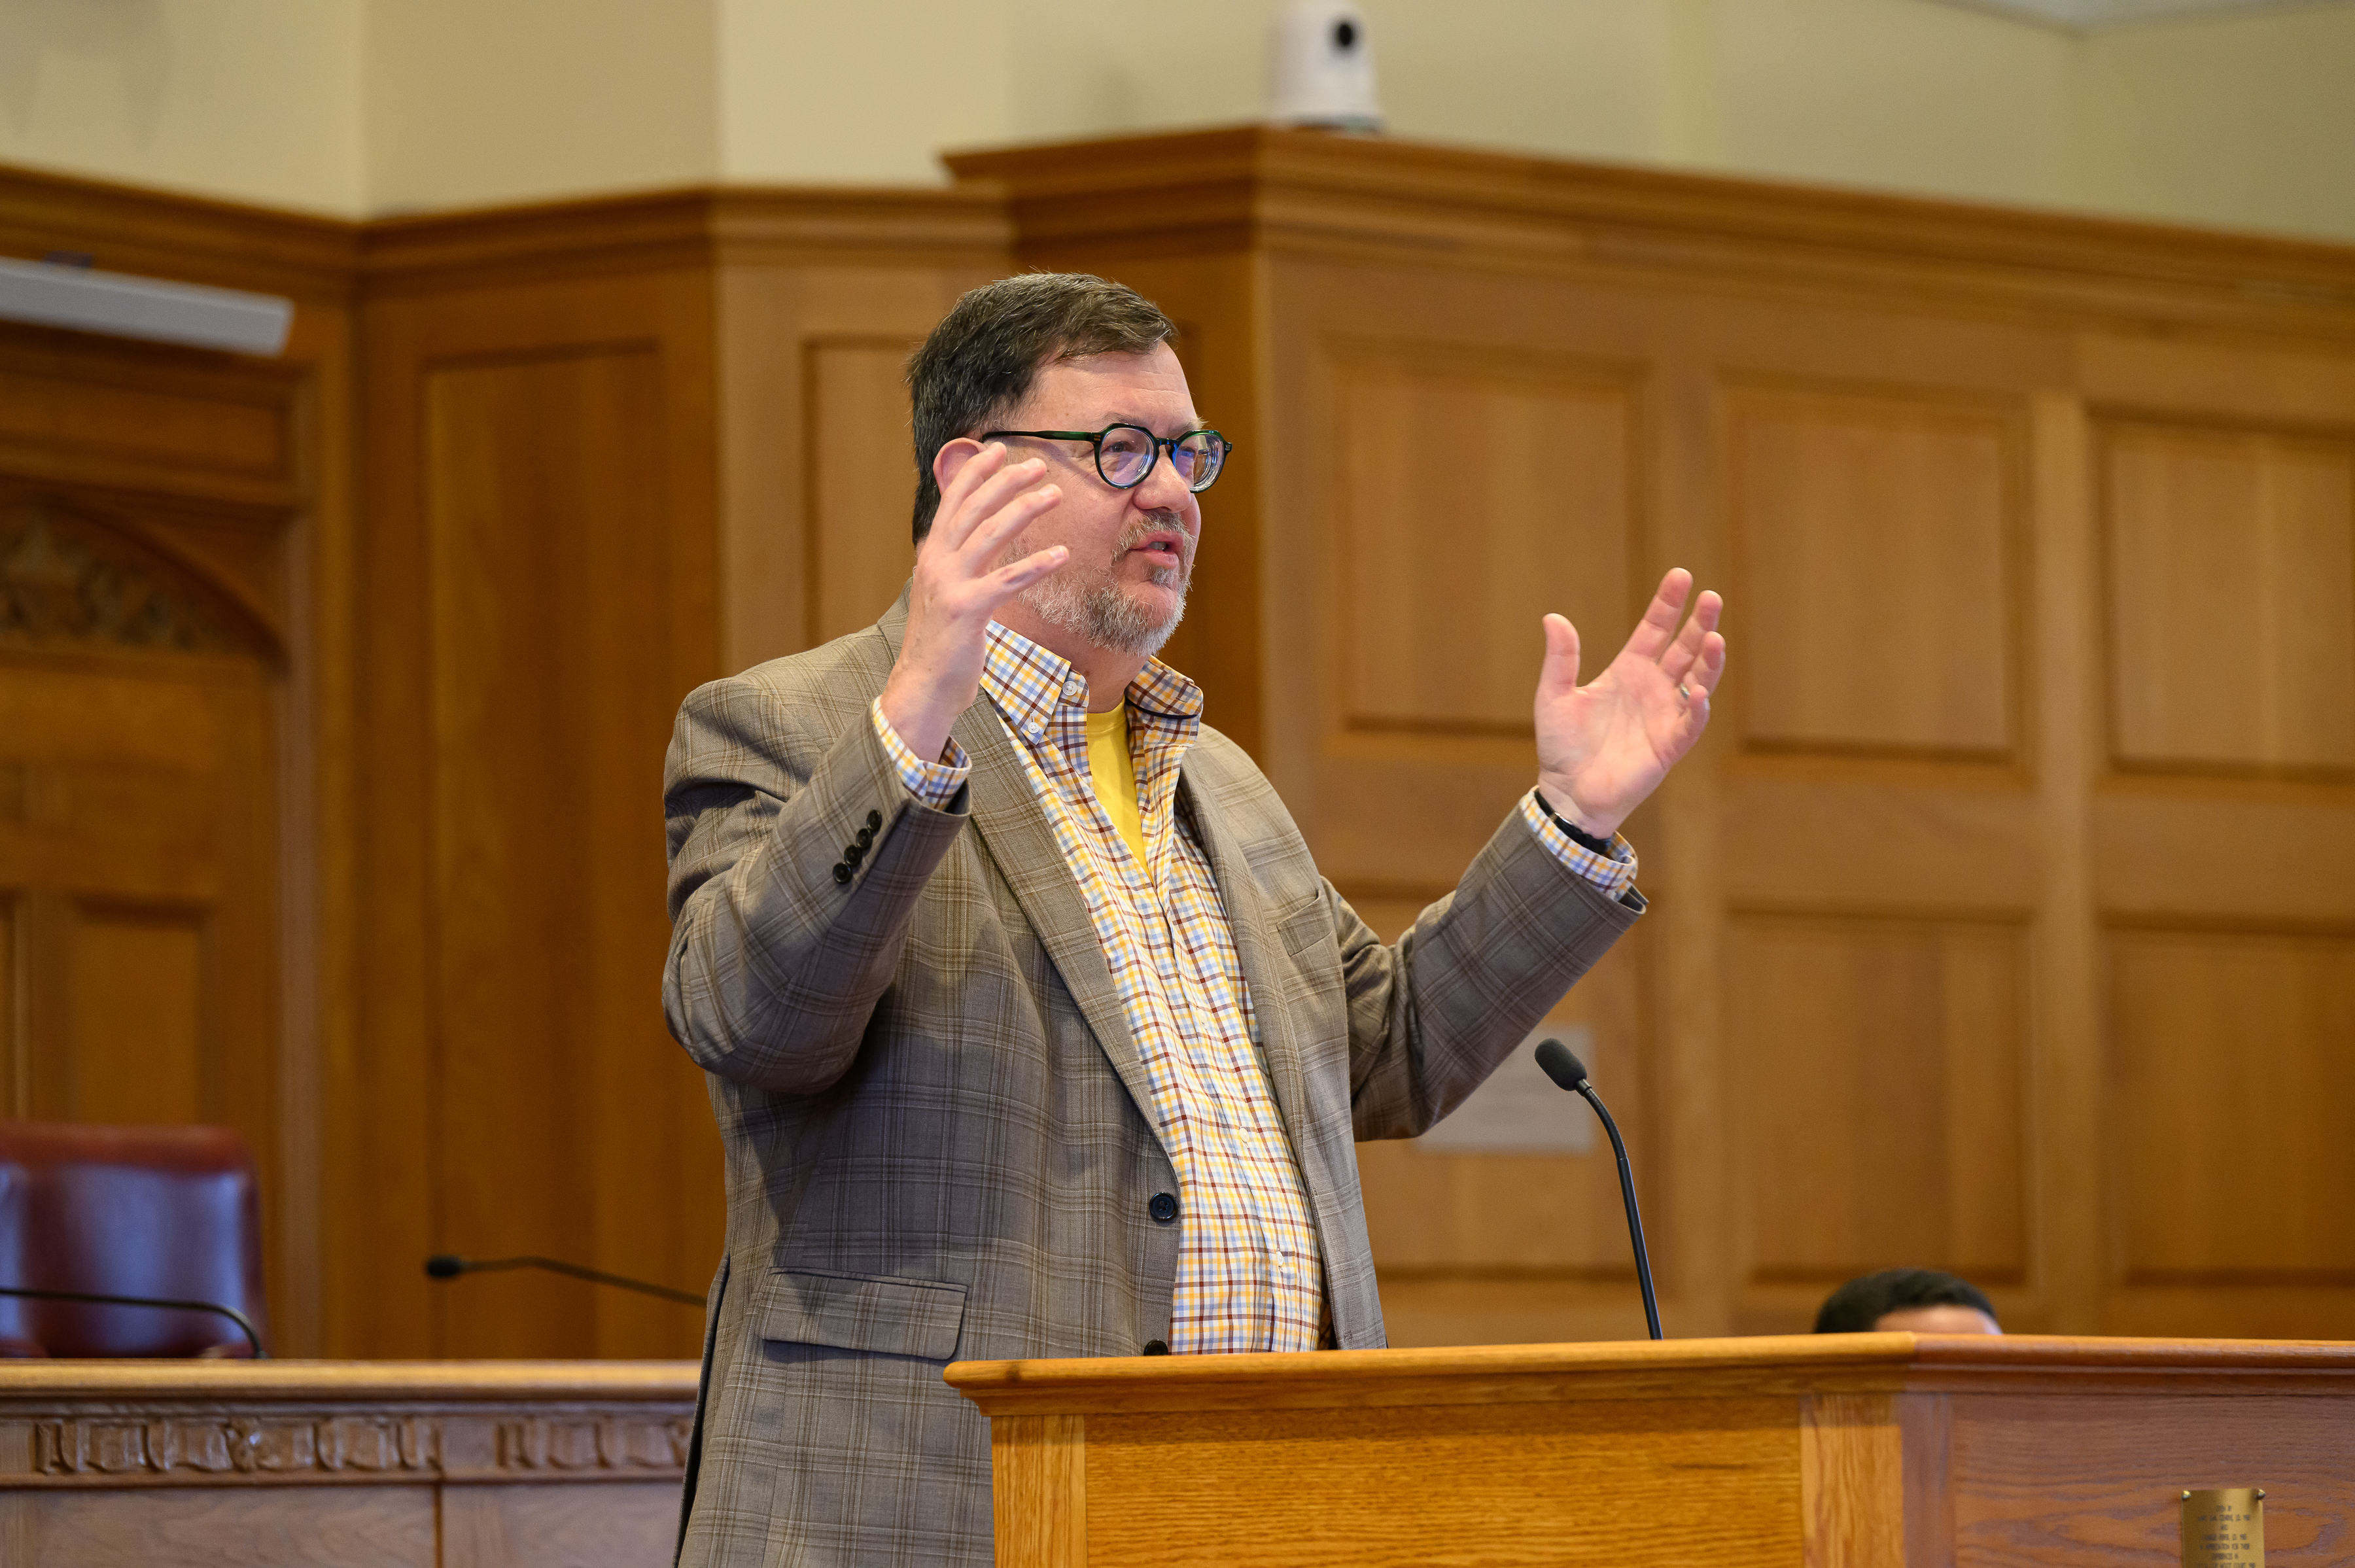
left=906, top=273, right=1178, bottom=545
left=1813, top=1268, right=2000, bottom=1336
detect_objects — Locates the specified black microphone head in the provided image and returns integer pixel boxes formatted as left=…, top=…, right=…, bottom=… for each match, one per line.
left=1533, top=1037, right=1590, bottom=1091
left=424, top=1254, right=467, bottom=1280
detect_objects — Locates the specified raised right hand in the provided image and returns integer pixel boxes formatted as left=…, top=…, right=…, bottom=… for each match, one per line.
left=878, top=443, right=1068, bottom=764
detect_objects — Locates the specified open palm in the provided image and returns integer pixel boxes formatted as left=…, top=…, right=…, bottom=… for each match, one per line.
left=1533, top=568, right=1725, bottom=839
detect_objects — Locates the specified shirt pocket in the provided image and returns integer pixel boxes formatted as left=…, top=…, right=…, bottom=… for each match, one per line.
left=756, top=1268, right=969, bottom=1361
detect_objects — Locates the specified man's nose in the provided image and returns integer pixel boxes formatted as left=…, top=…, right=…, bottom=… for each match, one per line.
left=1135, top=444, right=1194, bottom=510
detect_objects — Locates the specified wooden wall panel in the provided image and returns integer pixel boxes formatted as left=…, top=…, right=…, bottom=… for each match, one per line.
left=67, top=903, right=208, bottom=1126
left=2102, top=421, right=2355, bottom=777
left=420, top=346, right=700, bottom=1358
left=805, top=337, right=918, bottom=645
left=353, top=191, right=1005, bottom=1359
left=1729, top=914, right=2029, bottom=1298
left=1349, top=891, right=1658, bottom=1346
left=2107, top=925, right=2355, bottom=1287
left=1732, top=387, right=2021, bottom=761
left=0, top=496, right=290, bottom=1333
left=1332, top=348, right=1637, bottom=736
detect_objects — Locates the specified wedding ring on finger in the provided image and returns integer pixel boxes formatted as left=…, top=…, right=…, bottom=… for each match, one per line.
left=1679, top=684, right=1692, bottom=701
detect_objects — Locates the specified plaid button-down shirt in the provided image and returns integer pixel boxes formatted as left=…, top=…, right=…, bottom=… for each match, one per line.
left=871, top=623, right=1635, bottom=1353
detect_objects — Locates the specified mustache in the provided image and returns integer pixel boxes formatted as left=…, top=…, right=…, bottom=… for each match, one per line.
left=1113, top=511, right=1191, bottom=568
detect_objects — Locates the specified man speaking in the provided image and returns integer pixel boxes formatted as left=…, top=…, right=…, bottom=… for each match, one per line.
left=662, top=273, right=1725, bottom=1566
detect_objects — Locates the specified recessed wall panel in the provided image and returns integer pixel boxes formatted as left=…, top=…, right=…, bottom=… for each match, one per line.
left=425, top=346, right=703, bottom=1357
left=2108, top=925, right=2355, bottom=1284
left=69, top=903, right=208, bottom=1126
left=1732, top=387, right=2020, bottom=759
left=2102, top=422, right=2355, bottom=776
left=807, top=339, right=918, bottom=646
left=1333, top=349, right=1637, bottom=736
left=1730, top=911, right=2028, bottom=1284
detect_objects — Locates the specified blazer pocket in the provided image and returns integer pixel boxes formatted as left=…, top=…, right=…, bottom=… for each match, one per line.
left=756, top=1269, right=969, bottom=1361
left=1275, top=897, right=1334, bottom=962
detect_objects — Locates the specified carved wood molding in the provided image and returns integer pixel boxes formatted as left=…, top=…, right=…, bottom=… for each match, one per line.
left=9, top=1406, right=692, bottom=1488
left=0, top=498, right=270, bottom=660
left=362, top=186, right=1013, bottom=294
left=0, top=163, right=356, bottom=303
left=947, top=126, right=2355, bottom=344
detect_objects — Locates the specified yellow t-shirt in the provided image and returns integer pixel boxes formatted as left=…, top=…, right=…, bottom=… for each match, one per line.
left=1083, top=703, right=1147, bottom=867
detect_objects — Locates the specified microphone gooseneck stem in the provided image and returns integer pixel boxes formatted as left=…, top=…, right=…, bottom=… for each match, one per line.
left=1575, top=1083, right=1664, bottom=1341
left=427, top=1255, right=705, bottom=1307
left=0, top=1283, right=268, bottom=1358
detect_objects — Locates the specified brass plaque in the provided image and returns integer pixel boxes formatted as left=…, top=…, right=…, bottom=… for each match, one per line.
left=2183, top=1488, right=2265, bottom=1568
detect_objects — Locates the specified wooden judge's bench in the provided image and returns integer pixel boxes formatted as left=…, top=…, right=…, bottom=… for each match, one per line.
left=0, top=1361, right=698, bottom=1566
left=951, top=1334, right=2355, bottom=1568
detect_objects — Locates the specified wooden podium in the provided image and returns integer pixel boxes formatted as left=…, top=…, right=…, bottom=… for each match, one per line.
left=949, top=1334, right=2355, bottom=1567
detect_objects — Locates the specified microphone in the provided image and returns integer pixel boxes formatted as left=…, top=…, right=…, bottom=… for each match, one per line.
left=1534, top=1038, right=1664, bottom=1341
left=424, top=1254, right=704, bottom=1306
left=0, top=1283, right=268, bottom=1358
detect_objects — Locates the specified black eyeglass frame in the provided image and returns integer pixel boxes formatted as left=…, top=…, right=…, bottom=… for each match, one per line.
left=981, top=424, right=1233, bottom=493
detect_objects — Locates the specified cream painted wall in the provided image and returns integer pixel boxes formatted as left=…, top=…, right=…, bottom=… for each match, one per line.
left=0, top=0, right=2348, bottom=246
left=2076, top=3, right=2355, bottom=239
left=366, top=0, right=718, bottom=214
left=0, top=0, right=361, bottom=213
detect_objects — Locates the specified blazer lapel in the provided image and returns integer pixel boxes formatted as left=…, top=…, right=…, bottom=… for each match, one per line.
left=949, top=697, right=1165, bottom=1130
left=1176, top=765, right=1318, bottom=1145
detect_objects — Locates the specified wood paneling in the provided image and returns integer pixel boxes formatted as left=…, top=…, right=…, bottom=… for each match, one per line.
left=2107, top=924, right=2355, bottom=1285
left=67, top=903, right=209, bottom=1126
left=1348, top=889, right=1659, bottom=1344
left=1332, top=347, right=1637, bottom=736
left=420, top=345, right=696, bottom=1358
left=2102, top=420, right=2355, bottom=778
left=1730, top=913, right=2029, bottom=1292
left=352, top=188, right=1004, bottom=1359
left=1732, top=385, right=2021, bottom=761
left=0, top=510, right=287, bottom=1329
left=805, top=336, right=918, bottom=645
left=18, top=134, right=2355, bottom=1362
left=958, top=124, right=2355, bottom=1344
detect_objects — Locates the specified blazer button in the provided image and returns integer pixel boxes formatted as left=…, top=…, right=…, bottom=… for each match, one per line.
left=855, top=824, right=874, bottom=848
left=1142, top=1339, right=1170, bottom=1356
left=1147, top=1192, right=1178, bottom=1223
left=843, top=842, right=865, bottom=865
left=865, top=809, right=883, bottom=830
left=831, top=863, right=852, bottom=884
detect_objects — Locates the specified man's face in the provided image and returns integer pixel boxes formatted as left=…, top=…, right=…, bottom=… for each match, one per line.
left=990, top=343, right=1202, bottom=660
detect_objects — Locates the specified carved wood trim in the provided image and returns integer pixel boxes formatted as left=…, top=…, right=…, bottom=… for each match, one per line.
left=7, top=1406, right=691, bottom=1489
left=947, top=126, right=2355, bottom=345
left=0, top=495, right=279, bottom=662
left=0, top=164, right=355, bottom=303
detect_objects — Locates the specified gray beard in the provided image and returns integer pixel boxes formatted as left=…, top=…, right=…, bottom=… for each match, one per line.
left=1013, top=519, right=1190, bottom=658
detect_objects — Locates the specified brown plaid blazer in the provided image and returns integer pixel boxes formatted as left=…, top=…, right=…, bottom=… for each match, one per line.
left=661, top=593, right=1642, bottom=1567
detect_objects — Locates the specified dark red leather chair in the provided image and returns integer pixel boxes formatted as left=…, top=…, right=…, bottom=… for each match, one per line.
left=0, top=1122, right=269, bottom=1358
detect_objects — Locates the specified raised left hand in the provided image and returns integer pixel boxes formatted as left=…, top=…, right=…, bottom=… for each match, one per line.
left=1533, top=568, right=1726, bottom=840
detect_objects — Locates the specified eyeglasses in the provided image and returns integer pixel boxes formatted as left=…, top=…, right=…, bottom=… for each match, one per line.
left=982, top=424, right=1232, bottom=493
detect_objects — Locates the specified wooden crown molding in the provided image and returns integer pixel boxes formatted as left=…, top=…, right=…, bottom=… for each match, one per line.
left=361, top=184, right=1013, bottom=293
left=0, top=163, right=357, bottom=303
left=946, top=125, right=2355, bottom=341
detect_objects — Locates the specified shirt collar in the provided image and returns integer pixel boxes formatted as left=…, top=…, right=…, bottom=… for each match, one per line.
left=980, top=621, right=1204, bottom=739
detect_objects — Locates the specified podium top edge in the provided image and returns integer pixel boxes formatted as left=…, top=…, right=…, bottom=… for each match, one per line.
left=945, top=1333, right=2355, bottom=1410
left=0, top=1359, right=703, bottom=1402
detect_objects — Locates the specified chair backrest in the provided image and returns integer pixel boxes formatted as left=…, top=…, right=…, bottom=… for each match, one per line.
left=0, top=1122, right=268, bottom=1358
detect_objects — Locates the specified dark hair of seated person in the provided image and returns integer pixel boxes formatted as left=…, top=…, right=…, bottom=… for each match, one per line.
left=1812, top=1268, right=1998, bottom=1334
